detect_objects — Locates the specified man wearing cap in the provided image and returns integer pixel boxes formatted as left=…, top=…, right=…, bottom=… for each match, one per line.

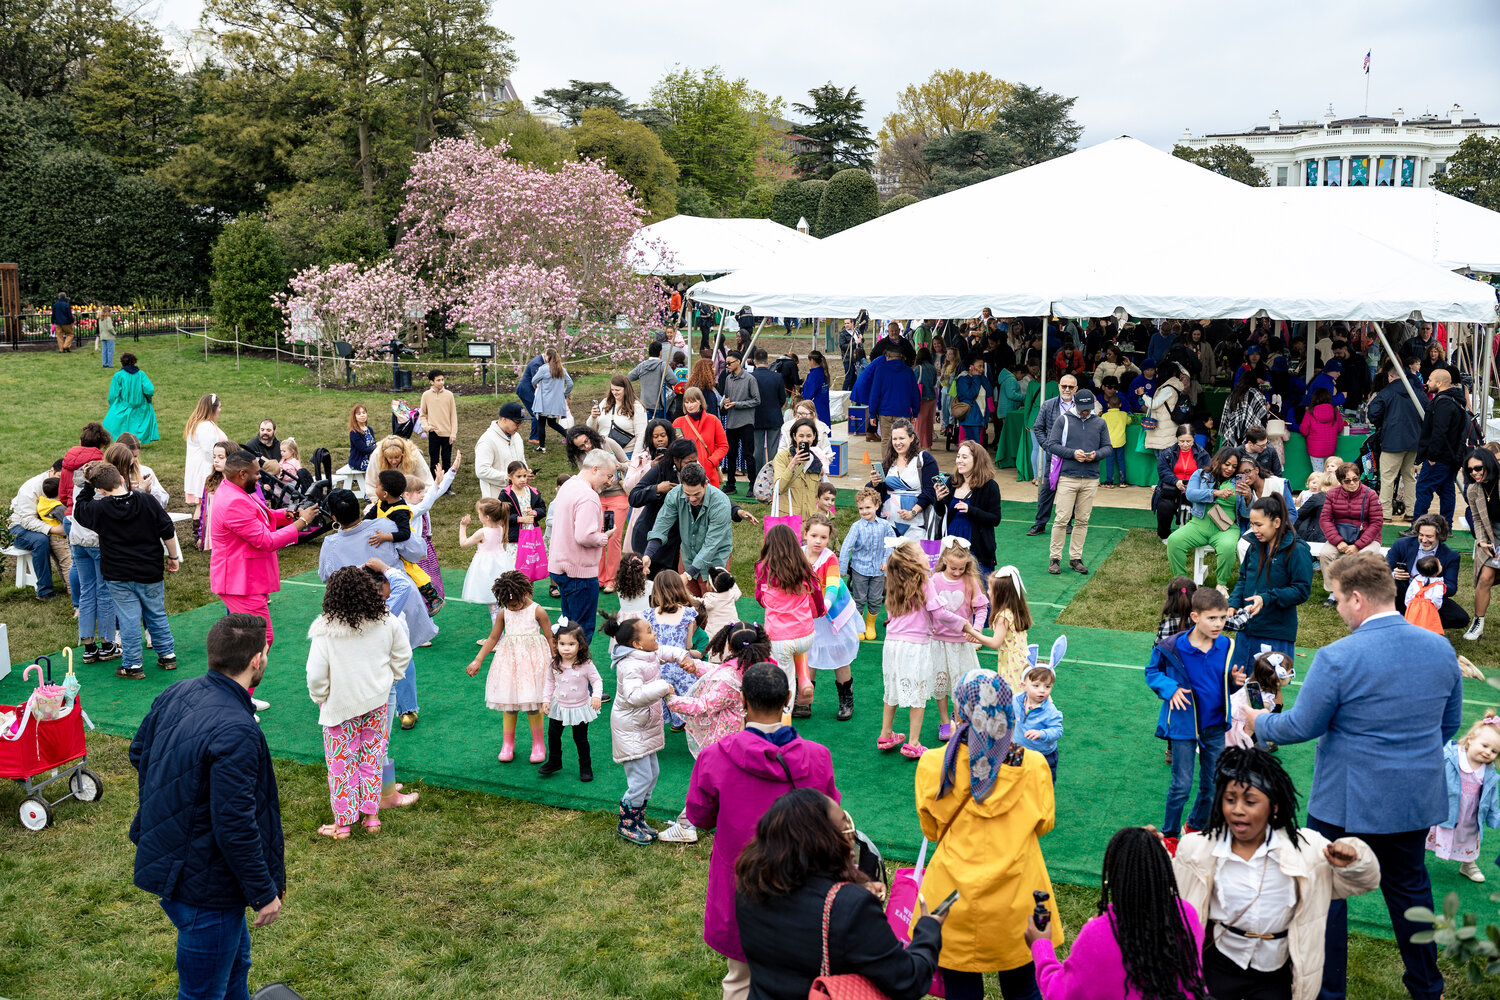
left=1043, top=388, right=1111, bottom=575
left=475, top=402, right=529, bottom=499
left=1304, top=360, right=1346, bottom=410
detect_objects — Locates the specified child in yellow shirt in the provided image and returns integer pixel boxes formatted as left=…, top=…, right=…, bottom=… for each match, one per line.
left=1099, top=394, right=1131, bottom=488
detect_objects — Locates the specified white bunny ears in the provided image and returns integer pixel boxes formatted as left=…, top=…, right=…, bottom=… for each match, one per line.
left=1025, top=635, right=1067, bottom=679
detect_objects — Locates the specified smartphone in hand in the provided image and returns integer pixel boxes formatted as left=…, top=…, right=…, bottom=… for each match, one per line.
left=872, top=460, right=885, bottom=479
left=603, top=510, right=615, bottom=531
left=931, top=890, right=960, bottom=918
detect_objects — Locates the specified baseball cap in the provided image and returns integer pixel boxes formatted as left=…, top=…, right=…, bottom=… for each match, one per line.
left=1073, top=389, right=1096, bottom=411
left=498, top=401, right=525, bottom=422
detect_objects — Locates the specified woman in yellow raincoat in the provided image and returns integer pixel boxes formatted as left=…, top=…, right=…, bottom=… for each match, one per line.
left=914, top=667, right=1061, bottom=998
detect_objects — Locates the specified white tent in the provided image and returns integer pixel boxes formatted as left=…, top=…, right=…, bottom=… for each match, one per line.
left=1268, top=186, right=1500, bottom=274
left=629, top=215, right=819, bottom=276
left=691, top=137, right=1498, bottom=323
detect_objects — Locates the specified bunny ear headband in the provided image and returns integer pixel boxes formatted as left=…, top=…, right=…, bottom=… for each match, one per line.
left=550, top=616, right=571, bottom=635
left=1026, top=635, right=1068, bottom=678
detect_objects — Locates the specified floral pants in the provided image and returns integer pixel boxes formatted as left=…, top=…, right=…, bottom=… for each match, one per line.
left=323, top=704, right=388, bottom=825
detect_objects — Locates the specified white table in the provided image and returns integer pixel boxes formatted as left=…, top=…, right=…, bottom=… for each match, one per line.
left=333, top=465, right=366, bottom=498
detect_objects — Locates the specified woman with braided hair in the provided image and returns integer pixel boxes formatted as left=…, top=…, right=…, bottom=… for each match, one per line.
left=1028, top=825, right=1208, bottom=1000
left=1172, top=747, right=1379, bottom=1000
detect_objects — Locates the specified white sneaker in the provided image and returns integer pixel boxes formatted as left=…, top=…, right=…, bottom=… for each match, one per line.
left=1462, top=861, right=1486, bottom=882
left=251, top=698, right=271, bottom=711
left=656, top=822, right=699, bottom=843
left=1466, top=617, right=1485, bottom=642
left=254, top=714, right=261, bottom=723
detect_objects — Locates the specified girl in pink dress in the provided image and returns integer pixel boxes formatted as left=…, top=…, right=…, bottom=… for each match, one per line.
left=539, top=621, right=603, bottom=782
left=459, top=498, right=515, bottom=619
left=928, top=539, right=989, bottom=742
left=1428, top=714, right=1500, bottom=881
left=466, top=571, right=553, bottom=764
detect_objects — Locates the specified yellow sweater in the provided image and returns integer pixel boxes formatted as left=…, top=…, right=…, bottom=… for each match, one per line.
left=1101, top=408, right=1130, bottom=448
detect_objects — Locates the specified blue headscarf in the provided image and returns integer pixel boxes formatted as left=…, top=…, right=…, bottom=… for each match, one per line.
left=939, top=668, right=1015, bottom=803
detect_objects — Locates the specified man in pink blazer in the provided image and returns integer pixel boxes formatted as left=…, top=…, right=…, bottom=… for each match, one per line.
left=209, top=451, right=316, bottom=654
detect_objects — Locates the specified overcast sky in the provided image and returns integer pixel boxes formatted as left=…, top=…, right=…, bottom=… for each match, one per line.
left=145, top=0, right=1500, bottom=149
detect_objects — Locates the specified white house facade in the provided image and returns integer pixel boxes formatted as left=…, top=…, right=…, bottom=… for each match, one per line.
left=1178, top=104, right=1500, bottom=188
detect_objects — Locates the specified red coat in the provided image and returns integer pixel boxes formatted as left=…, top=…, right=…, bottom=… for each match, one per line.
left=60, top=445, right=103, bottom=514
left=208, top=481, right=300, bottom=598
left=673, top=413, right=729, bottom=487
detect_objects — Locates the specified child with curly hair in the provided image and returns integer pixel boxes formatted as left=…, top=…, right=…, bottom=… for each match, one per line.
left=467, top=571, right=554, bottom=764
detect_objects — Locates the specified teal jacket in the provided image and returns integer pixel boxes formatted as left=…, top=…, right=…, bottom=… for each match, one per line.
left=648, top=483, right=734, bottom=578
left=1227, top=530, right=1312, bottom=644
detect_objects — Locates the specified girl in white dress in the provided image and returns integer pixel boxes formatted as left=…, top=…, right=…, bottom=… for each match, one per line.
left=182, top=393, right=223, bottom=517
left=459, top=498, right=515, bottom=619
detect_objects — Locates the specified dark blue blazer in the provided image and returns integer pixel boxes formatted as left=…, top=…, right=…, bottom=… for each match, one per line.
left=1386, top=536, right=1461, bottom=597
left=1258, top=614, right=1462, bottom=832
left=130, top=671, right=284, bottom=910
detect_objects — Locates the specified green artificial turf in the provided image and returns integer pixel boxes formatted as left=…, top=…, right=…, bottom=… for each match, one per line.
left=10, top=511, right=1499, bottom=947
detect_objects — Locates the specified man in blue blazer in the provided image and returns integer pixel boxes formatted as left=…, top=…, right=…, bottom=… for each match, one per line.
left=1386, top=513, right=1470, bottom=632
left=1247, top=550, right=1462, bottom=1000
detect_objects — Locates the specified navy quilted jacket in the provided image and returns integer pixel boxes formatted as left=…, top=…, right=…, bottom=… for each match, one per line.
left=129, top=671, right=284, bottom=910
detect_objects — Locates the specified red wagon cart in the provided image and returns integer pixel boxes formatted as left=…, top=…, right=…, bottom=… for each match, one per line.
left=1, top=656, right=101, bottom=830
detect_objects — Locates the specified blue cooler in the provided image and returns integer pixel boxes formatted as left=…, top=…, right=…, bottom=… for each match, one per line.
left=828, top=440, right=847, bottom=477
left=847, top=404, right=868, bottom=434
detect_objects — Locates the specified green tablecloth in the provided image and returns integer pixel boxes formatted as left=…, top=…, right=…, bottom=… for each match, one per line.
left=996, top=410, right=1025, bottom=471
left=1016, top=414, right=1156, bottom=487
left=1283, top=432, right=1368, bottom=486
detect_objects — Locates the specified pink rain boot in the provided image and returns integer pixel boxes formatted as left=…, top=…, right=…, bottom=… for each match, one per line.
left=498, top=735, right=515, bottom=763
left=529, top=738, right=546, bottom=763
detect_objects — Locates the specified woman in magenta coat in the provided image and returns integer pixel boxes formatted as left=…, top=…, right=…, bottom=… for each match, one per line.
left=1298, top=387, right=1346, bottom=473
left=684, top=663, right=839, bottom=993
left=209, top=451, right=313, bottom=650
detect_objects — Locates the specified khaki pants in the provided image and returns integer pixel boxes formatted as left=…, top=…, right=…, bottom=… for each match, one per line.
left=1050, top=476, right=1099, bottom=561
left=876, top=414, right=896, bottom=442
left=48, top=533, right=73, bottom=587
left=1319, top=541, right=1375, bottom=575
left=54, top=324, right=74, bottom=351
left=723, top=958, right=750, bottom=1000
left=1378, top=450, right=1417, bottom=520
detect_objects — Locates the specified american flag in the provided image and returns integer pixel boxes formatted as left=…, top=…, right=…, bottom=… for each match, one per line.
left=1363, top=50, right=1371, bottom=73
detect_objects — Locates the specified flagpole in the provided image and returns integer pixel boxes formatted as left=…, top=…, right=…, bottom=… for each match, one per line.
left=1364, top=49, right=1370, bottom=116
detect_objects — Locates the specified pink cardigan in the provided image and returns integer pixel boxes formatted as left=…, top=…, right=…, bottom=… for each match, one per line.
left=1032, top=902, right=1204, bottom=999
left=546, top=477, right=609, bottom=577
left=208, top=482, right=299, bottom=598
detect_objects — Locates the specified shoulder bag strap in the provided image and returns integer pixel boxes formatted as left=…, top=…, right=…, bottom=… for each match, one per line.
left=819, top=881, right=847, bottom=978
left=934, top=789, right=973, bottom=850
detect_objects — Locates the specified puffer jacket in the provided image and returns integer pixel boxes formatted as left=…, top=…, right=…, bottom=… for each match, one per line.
left=59, top=444, right=103, bottom=514
left=610, top=643, right=683, bottom=762
left=1320, top=483, right=1383, bottom=550
left=129, top=671, right=285, bottom=910
left=1174, top=829, right=1380, bottom=1000
left=1299, top=402, right=1346, bottom=458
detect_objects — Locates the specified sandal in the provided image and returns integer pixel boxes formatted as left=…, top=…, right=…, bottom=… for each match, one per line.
left=900, top=742, right=929, bottom=759
left=317, top=823, right=351, bottom=839
left=877, top=732, right=906, bottom=751
left=362, top=816, right=382, bottom=832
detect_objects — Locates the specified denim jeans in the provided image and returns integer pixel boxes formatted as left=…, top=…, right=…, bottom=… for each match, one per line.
left=1414, top=460, right=1456, bottom=526
left=393, top=656, right=418, bottom=715
left=72, top=544, right=117, bottom=641
left=551, top=572, right=600, bottom=644
left=107, top=579, right=174, bottom=670
left=1164, top=723, right=1226, bottom=835
left=1101, top=449, right=1125, bottom=484
left=101, top=338, right=115, bottom=367
left=11, top=526, right=55, bottom=596
left=158, top=898, right=252, bottom=1000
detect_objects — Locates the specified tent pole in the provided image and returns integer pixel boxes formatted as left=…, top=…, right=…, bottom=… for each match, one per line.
left=1371, top=322, right=1425, bottom=419
left=744, top=318, right=767, bottom=360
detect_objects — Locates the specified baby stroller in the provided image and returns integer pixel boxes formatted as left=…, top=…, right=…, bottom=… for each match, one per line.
left=2, top=656, right=100, bottom=830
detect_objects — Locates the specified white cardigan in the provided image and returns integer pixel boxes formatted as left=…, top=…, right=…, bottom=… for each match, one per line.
left=305, top=613, right=411, bottom=727
left=588, top=401, right=648, bottom=454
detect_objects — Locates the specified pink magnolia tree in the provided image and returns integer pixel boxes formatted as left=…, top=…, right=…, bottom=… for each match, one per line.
left=281, top=136, right=673, bottom=375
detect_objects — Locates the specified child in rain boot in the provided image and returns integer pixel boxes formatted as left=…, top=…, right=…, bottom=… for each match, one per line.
left=537, top=621, right=601, bottom=781
left=839, top=487, right=895, bottom=642
left=604, top=615, right=693, bottom=844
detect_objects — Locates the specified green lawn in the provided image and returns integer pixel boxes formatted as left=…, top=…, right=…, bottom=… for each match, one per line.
left=4, top=342, right=1500, bottom=998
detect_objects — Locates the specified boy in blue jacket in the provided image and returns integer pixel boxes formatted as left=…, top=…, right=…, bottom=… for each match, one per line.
left=1012, top=661, right=1064, bottom=784
left=1144, top=586, right=1243, bottom=853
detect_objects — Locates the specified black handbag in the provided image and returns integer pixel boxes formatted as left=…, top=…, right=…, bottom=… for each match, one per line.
left=607, top=423, right=633, bottom=449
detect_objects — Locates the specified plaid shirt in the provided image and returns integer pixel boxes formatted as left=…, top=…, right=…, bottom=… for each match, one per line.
left=839, top=516, right=897, bottom=577
left=1156, top=615, right=1185, bottom=645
